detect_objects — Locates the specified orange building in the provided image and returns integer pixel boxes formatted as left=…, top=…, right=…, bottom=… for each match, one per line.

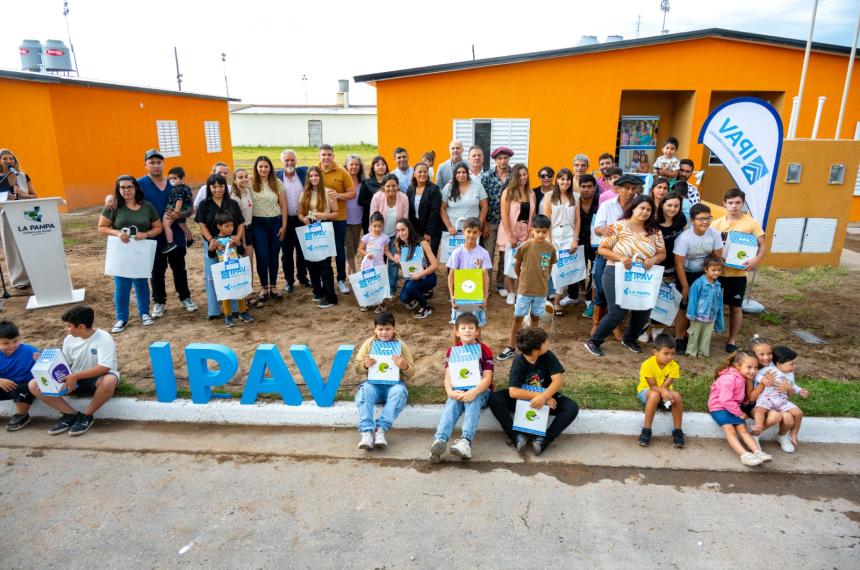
left=356, top=28, right=860, bottom=213
left=0, top=69, right=234, bottom=210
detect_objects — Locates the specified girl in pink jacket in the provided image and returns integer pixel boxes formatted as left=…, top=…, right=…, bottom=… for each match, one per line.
left=708, top=350, right=773, bottom=467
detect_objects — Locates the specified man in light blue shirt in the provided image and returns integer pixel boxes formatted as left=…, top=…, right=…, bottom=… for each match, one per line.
left=392, top=147, right=413, bottom=192
left=435, top=139, right=464, bottom=190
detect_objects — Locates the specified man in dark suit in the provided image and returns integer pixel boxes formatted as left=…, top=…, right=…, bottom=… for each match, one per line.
left=276, top=149, right=310, bottom=293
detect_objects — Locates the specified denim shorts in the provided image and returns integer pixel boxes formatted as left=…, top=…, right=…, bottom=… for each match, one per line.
left=514, top=294, right=546, bottom=318
left=710, top=409, right=744, bottom=426
left=450, top=308, right=487, bottom=327
left=637, top=389, right=651, bottom=405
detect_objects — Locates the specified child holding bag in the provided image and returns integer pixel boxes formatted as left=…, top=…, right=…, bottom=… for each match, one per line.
left=357, top=212, right=391, bottom=313
left=208, top=212, right=254, bottom=328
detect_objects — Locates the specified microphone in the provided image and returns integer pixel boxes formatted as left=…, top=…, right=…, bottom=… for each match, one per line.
left=8, top=167, right=18, bottom=175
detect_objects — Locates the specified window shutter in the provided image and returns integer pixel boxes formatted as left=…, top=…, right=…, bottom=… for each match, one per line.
left=204, top=121, right=222, bottom=153
left=156, top=120, right=181, bottom=157
left=453, top=119, right=473, bottom=149
left=490, top=119, right=530, bottom=167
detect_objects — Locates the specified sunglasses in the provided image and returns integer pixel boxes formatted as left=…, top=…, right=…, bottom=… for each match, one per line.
left=694, top=216, right=713, bottom=222
left=539, top=174, right=552, bottom=179
left=119, top=185, right=135, bottom=190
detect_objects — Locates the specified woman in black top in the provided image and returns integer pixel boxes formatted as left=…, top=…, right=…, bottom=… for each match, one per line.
left=194, top=174, right=245, bottom=319
left=406, top=161, right=443, bottom=255
left=656, top=191, right=687, bottom=278
left=357, top=156, right=390, bottom=234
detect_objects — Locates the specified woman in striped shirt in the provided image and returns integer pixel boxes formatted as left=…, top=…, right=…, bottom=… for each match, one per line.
left=584, top=195, right=666, bottom=357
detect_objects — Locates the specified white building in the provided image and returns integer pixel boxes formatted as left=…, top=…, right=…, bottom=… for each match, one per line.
left=229, top=104, right=377, bottom=146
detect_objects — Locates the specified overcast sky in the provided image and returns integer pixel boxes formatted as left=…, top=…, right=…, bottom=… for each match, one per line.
left=4, top=0, right=859, bottom=105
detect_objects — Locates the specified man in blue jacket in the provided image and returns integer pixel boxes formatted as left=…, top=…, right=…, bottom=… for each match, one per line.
left=276, top=149, right=310, bottom=293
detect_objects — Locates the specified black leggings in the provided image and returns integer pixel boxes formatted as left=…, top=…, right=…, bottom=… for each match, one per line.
left=488, top=389, right=579, bottom=444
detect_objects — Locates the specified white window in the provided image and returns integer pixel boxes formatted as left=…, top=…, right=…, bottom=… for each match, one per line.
left=854, top=164, right=860, bottom=197
left=453, top=118, right=530, bottom=169
left=156, top=120, right=180, bottom=158
left=204, top=121, right=222, bottom=153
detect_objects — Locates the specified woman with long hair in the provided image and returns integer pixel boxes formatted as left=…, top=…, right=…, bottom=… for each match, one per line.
left=497, top=163, right=536, bottom=305
left=250, top=156, right=287, bottom=302
left=370, top=173, right=409, bottom=299
left=440, top=162, right=488, bottom=235
left=343, top=154, right=366, bottom=275
left=231, top=169, right=256, bottom=294
left=393, top=218, right=439, bottom=318
left=406, top=161, right=443, bottom=255
left=0, top=149, right=38, bottom=288
left=544, top=167, right=580, bottom=315
left=584, top=194, right=666, bottom=357
left=299, top=166, right=339, bottom=308
left=357, top=155, right=389, bottom=234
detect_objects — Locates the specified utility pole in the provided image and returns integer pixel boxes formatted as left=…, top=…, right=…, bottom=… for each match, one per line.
left=221, top=52, right=230, bottom=98
left=472, top=44, right=475, bottom=60
left=62, top=0, right=80, bottom=76
left=660, top=0, right=670, bottom=35
left=174, top=46, right=182, bottom=91
left=636, top=14, right=641, bottom=38
left=301, top=74, right=308, bottom=104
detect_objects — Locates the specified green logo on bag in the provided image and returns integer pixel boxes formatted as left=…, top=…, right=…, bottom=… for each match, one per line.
left=525, top=410, right=537, bottom=421
left=378, top=362, right=390, bottom=373
left=458, top=368, right=471, bottom=379
left=736, top=250, right=748, bottom=260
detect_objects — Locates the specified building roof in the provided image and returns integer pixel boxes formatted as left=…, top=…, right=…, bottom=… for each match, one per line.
left=0, top=68, right=238, bottom=102
left=354, top=28, right=855, bottom=84
left=230, top=104, right=377, bottom=116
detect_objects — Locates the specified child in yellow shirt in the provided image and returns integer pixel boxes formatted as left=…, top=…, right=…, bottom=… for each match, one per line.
left=637, top=334, right=685, bottom=448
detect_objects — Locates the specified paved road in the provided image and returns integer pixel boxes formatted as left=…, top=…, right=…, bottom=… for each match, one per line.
left=1, top=421, right=858, bottom=569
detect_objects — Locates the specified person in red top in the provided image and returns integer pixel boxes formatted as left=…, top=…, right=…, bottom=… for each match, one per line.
left=430, top=313, right=494, bottom=462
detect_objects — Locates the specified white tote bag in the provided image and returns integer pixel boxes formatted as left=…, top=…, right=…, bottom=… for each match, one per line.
left=614, top=257, right=664, bottom=311
left=297, top=221, right=336, bottom=262
left=349, top=256, right=390, bottom=308
left=104, top=226, right=157, bottom=279
left=651, top=282, right=682, bottom=326
left=503, top=245, right=518, bottom=279
left=211, top=256, right=253, bottom=301
left=438, top=217, right=467, bottom=264
left=551, top=245, right=587, bottom=289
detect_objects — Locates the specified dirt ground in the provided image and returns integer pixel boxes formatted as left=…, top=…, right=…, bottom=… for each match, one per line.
left=2, top=207, right=858, bottom=396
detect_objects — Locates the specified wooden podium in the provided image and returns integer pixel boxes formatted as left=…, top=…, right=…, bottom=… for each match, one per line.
left=0, top=197, right=85, bottom=309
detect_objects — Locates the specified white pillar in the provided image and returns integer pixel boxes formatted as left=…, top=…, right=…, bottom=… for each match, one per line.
left=811, top=96, right=826, bottom=139
left=790, top=0, right=819, bottom=139
left=787, top=96, right=800, bottom=140
left=836, top=7, right=860, bottom=139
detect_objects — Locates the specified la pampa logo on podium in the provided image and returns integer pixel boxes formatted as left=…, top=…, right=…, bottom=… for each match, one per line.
left=18, top=206, right=56, bottom=235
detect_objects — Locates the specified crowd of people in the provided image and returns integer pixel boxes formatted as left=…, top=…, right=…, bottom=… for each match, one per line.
left=0, top=139, right=811, bottom=466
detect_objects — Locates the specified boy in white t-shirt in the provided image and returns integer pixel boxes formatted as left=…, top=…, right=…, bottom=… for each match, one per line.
left=28, top=305, right=119, bottom=437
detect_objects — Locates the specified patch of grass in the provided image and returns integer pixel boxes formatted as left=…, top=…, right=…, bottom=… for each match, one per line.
left=791, top=266, right=847, bottom=289
left=63, top=237, right=78, bottom=247
left=782, top=293, right=807, bottom=303
left=116, top=381, right=149, bottom=397
left=232, top=145, right=378, bottom=170
left=759, top=311, right=783, bottom=326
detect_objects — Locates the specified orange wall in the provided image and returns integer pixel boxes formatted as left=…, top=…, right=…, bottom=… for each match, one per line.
left=374, top=37, right=860, bottom=186
left=0, top=78, right=232, bottom=210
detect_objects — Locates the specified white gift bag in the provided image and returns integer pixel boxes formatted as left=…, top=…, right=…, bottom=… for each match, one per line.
left=651, top=282, right=682, bottom=326
left=513, top=386, right=550, bottom=437
left=503, top=245, right=519, bottom=279
left=104, top=226, right=157, bottom=279
left=615, top=258, right=664, bottom=311
left=297, top=221, right=336, bottom=262
left=723, top=231, right=758, bottom=271
left=211, top=256, right=253, bottom=301
left=448, top=344, right=482, bottom=390
left=368, top=340, right=401, bottom=385
left=551, top=245, right=586, bottom=289
left=438, top=217, right=467, bottom=264
left=349, top=256, right=390, bottom=308
left=399, top=244, right=424, bottom=279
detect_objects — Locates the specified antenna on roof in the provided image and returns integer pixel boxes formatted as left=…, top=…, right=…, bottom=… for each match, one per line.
left=472, top=44, right=475, bottom=60
left=62, top=0, right=79, bottom=76
left=660, top=0, right=670, bottom=35
left=636, top=14, right=641, bottom=38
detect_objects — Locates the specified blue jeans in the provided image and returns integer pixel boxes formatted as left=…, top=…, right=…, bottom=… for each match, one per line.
left=252, top=216, right=282, bottom=288
left=593, top=254, right=608, bottom=307
left=332, top=220, right=347, bottom=283
left=387, top=241, right=399, bottom=297
left=203, top=242, right=239, bottom=318
left=434, top=391, right=490, bottom=442
left=355, top=381, right=409, bottom=432
left=400, top=273, right=436, bottom=309
left=114, top=276, right=150, bottom=322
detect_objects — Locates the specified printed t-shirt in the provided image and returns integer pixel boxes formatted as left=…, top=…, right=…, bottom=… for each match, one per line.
left=600, top=219, right=665, bottom=265
left=637, top=355, right=680, bottom=393
left=101, top=202, right=160, bottom=233
left=446, top=244, right=492, bottom=270
left=711, top=214, right=764, bottom=278
left=251, top=183, right=283, bottom=218
left=62, top=329, right=119, bottom=378
left=674, top=227, right=723, bottom=273
left=0, top=343, right=38, bottom=384
left=508, top=350, right=564, bottom=390
left=445, top=341, right=495, bottom=390
left=361, top=233, right=390, bottom=267
left=514, top=239, right=557, bottom=296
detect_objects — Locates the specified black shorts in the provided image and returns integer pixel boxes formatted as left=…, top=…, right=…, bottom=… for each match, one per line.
left=0, top=382, right=35, bottom=405
left=678, top=271, right=703, bottom=310
left=719, top=276, right=747, bottom=307
left=70, top=376, right=106, bottom=397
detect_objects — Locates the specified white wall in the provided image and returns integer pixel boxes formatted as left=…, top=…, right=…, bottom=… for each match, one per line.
left=229, top=113, right=377, bottom=146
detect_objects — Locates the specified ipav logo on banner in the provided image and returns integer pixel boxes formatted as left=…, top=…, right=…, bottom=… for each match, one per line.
left=18, top=206, right=56, bottom=236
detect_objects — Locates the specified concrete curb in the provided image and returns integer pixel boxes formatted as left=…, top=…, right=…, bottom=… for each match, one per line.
left=3, top=398, right=859, bottom=443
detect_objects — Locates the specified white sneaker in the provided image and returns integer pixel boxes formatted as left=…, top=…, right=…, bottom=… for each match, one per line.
left=140, top=314, right=154, bottom=326
left=754, top=450, right=773, bottom=463
left=740, top=452, right=762, bottom=466
left=559, top=296, right=578, bottom=307
left=429, top=439, right=447, bottom=463
left=778, top=433, right=796, bottom=453
left=497, top=288, right=509, bottom=298
left=637, top=331, right=650, bottom=344
left=152, top=303, right=165, bottom=318
left=506, top=292, right=516, bottom=305
left=181, top=298, right=197, bottom=312
left=358, top=432, right=374, bottom=450
left=450, top=438, right=472, bottom=460
left=110, top=320, right=127, bottom=334
left=373, top=429, right=388, bottom=448
left=337, top=280, right=350, bottom=294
